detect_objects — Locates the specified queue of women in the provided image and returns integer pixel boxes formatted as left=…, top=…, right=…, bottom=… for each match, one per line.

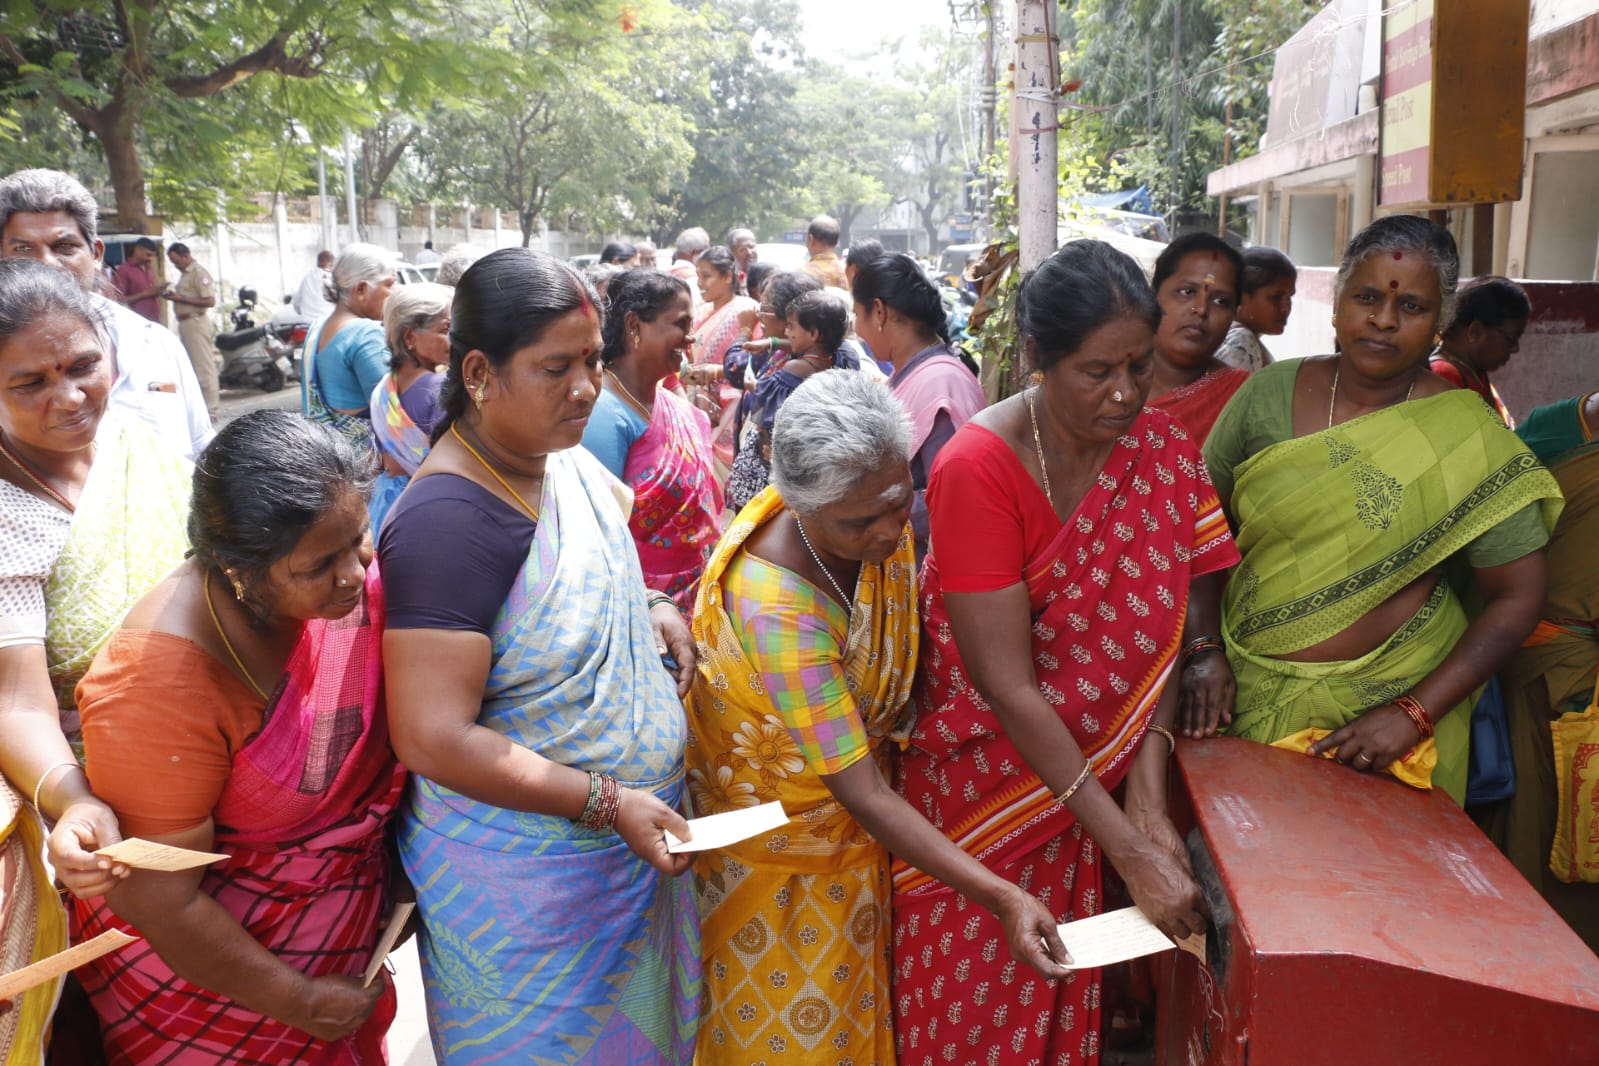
left=0, top=210, right=1593, bottom=1066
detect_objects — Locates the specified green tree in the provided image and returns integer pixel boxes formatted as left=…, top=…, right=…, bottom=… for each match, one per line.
left=415, top=0, right=695, bottom=246
left=0, top=0, right=482, bottom=231
left=655, top=0, right=811, bottom=241
left=1060, top=0, right=1316, bottom=222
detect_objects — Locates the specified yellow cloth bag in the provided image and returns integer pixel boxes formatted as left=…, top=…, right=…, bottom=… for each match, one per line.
left=1549, top=672, right=1599, bottom=884
left=1270, top=727, right=1438, bottom=789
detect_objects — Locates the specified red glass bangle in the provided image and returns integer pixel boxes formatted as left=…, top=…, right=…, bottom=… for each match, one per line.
left=1395, top=695, right=1433, bottom=739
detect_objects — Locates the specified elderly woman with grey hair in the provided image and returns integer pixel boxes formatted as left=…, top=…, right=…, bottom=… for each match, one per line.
left=301, top=242, right=398, bottom=445
left=682, top=369, right=1067, bottom=1064
left=367, top=281, right=452, bottom=529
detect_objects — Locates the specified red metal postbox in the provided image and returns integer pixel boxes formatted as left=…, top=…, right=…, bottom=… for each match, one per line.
left=1157, top=737, right=1599, bottom=1065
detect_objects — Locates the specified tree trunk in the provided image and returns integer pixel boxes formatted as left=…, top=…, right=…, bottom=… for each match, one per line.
left=101, top=120, right=152, bottom=233
left=521, top=209, right=536, bottom=247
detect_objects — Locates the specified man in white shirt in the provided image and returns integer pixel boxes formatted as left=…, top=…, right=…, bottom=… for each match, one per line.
left=291, top=249, right=335, bottom=319
left=415, top=240, right=441, bottom=267
left=0, top=169, right=214, bottom=459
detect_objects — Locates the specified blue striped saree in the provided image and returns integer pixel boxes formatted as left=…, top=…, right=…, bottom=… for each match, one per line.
left=399, top=447, right=700, bottom=1064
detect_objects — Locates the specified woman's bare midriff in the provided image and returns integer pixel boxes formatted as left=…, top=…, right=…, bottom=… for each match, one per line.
left=1277, top=571, right=1440, bottom=663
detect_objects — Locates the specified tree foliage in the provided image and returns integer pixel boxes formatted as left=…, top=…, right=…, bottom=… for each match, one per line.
left=0, top=0, right=484, bottom=230
left=1060, top=0, right=1317, bottom=223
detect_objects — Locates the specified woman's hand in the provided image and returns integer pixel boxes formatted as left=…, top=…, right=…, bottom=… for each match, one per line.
left=1116, top=841, right=1207, bottom=943
left=1126, top=804, right=1191, bottom=873
left=613, top=788, right=693, bottom=877
left=1178, top=649, right=1235, bottom=738
left=991, top=883, right=1073, bottom=979
left=1308, top=703, right=1424, bottom=772
left=48, top=798, right=130, bottom=899
left=288, top=974, right=385, bottom=1042
left=649, top=600, right=696, bottom=696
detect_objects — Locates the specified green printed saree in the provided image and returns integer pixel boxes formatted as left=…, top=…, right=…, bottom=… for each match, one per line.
left=1220, top=390, right=1562, bottom=803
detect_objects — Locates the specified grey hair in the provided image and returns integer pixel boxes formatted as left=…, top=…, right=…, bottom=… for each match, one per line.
left=326, top=242, right=398, bottom=304
left=1334, top=215, right=1460, bottom=326
left=0, top=169, right=99, bottom=245
left=674, top=227, right=709, bottom=259
left=0, top=257, right=103, bottom=344
left=771, top=370, right=913, bottom=515
left=436, top=243, right=488, bottom=287
left=382, top=281, right=452, bottom=368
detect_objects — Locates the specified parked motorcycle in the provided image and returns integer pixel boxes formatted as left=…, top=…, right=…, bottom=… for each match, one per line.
left=215, top=287, right=309, bottom=393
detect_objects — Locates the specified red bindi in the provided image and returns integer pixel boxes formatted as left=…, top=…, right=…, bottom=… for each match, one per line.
left=1392, top=251, right=1403, bottom=260
left=1389, top=280, right=1399, bottom=289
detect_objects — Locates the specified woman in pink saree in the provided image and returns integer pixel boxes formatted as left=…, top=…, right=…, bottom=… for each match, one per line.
left=582, top=269, right=722, bottom=612
left=70, top=411, right=405, bottom=1064
left=686, top=246, right=759, bottom=476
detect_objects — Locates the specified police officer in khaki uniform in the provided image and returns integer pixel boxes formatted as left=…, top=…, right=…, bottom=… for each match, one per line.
left=162, top=242, right=220, bottom=420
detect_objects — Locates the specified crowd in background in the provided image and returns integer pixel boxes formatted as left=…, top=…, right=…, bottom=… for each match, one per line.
left=0, top=164, right=1594, bottom=1066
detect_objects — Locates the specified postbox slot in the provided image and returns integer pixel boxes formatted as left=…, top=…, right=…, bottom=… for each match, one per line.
left=1186, top=827, right=1233, bottom=985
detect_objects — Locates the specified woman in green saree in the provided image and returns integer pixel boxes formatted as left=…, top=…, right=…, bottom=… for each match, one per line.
left=1480, top=390, right=1599, bottom=949
left=1203, top=216, right=1562, bottom=804
left=0, top=259, right=192, bottom=1059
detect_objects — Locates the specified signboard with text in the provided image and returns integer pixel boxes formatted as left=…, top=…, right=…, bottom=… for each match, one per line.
left=1379, top=0, right=1529, bottom=208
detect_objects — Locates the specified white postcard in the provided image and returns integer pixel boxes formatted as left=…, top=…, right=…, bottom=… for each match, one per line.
left=665, top=801, right=788, bottom=853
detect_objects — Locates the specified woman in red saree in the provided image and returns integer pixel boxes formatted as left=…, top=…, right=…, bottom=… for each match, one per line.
left=70, top=411, right=406, bottom=1064
left=1144, top=233, right=1249, bottom=445
left=894, top=241, right=1237, bottom=1066
left=582, top=269, right=722, bottom=612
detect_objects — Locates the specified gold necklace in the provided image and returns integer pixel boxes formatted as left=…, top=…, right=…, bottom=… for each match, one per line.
left=204, top=570, right=269, bottom=701
left=0, top=433, right=78, bottom=512
left=451, top=423, right=541, bottom=521
left=605, top=367, right=652, bottom=418
left=1027, top=386, right=1055, bottom=509
left=1328, top=360, right=1416, bottom=430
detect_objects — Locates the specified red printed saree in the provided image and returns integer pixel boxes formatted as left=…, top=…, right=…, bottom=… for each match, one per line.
left=626, top=386, right=723, bottom=613
left=893, top=410, right=1237, bottom=1066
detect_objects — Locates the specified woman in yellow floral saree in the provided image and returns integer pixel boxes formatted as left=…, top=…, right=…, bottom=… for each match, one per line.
left=685, top=372, right=1065, bottom=1065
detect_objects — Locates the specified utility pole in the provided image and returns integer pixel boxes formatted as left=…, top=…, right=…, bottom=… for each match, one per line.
left=1013, top=0, right=1058, bottom=276
left=980, top=3, right=998, bottom=240
left=1170, top=1, right=1183, bottom=226
left=317, top=151, right=336, bottom=254
left=343, top=129, right=360, bottom=246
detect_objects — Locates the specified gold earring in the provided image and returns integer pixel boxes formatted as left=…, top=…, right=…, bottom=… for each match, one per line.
left=473, top=384, right=486, bottom=405
left=1029, top=369, right=1044, bottom=386
left=631, top=331, right=640, bottom=348
left=228, top=574, right=246, bottom=601
left=1432, top=332, right=1443, bottom=348
left=1329, top=313, right=1338, bottom=327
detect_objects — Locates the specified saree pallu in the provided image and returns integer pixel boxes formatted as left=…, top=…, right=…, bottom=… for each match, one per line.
left=1146, top=366, right=1249, bottom=445
left=0, top=413, right=188, bottom=1065
left=367, top=372, right=432, bottom=532
left=73, top=566, right=405, bottom=1064
left=894, top=411, right=1237, bottom=1066
left=1480, top=434, right=1599, bottom=950
left=691, top=297, right=759, bottom=474
left=399, top=447, right=698, bottom=1065
left=626, top=387, right=722, bottom=613
left=1222, top=392, right=1563, bottom=804
left=685, top=488, right=918, bottom=1065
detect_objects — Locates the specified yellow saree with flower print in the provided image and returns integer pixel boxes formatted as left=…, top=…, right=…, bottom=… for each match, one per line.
left=685, top=486, right=918, bottom=1065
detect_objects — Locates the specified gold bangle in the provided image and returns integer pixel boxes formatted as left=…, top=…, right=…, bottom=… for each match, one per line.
left=1147, top=724, right=1176, bottom=755
left=1053, top=762, right=1094, bottom=806
left=32, top=760, right=81, bottom=814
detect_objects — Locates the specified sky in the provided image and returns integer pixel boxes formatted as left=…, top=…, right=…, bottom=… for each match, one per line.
left=797, top=0, right=954, bottom=65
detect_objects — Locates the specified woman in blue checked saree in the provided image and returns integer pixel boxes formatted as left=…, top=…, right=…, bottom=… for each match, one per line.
left=378, top=249, right=701, bottom=1064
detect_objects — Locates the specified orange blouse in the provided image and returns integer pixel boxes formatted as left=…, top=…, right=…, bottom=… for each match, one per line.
left=77, top=631, right=264, bottom=839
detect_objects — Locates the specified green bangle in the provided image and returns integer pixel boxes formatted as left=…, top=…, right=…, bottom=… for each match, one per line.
left=646, top=592, right=677, bottom=612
